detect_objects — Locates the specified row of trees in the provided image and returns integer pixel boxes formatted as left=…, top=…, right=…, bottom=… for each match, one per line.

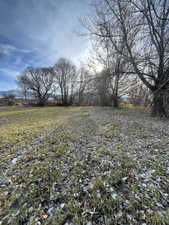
left=18, top=58, right=91, bottom=106
left=17, top=0, right=169, bottom=116
left=18, top=56, right=150, bottom=107
left=82, top=0, right=169, bottom=117
left=17, top=53, right=155, bottom=108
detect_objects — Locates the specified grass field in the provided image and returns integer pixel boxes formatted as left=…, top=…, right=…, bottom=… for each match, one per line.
left=0, top=106, right=169, bottom=225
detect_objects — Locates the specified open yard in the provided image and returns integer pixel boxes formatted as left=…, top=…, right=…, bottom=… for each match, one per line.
left=0, top=106, right=169, bottom=225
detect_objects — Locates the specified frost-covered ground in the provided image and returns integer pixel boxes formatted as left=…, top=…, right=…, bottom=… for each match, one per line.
left=0, top=106, right=169, bottom=225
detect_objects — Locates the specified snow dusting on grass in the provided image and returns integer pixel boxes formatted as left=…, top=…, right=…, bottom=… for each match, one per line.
left=0, top=106, right=169, bottom=225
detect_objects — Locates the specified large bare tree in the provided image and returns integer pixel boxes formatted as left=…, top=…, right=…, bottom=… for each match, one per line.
left=53, top=58, right=77, bottom=105
left=85, top=0, right=169, bottom=116
left=18, top=67, right=54, bottom=106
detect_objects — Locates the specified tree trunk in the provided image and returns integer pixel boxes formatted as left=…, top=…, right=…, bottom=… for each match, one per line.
left=112, top=96, right=119, bottom=108
left=38, top=99, right=45, bottom=106
left=152, top=89, right=168, bottom=117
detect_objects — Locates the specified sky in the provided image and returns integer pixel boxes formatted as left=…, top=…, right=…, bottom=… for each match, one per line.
left=0, top=0, right=91, bottom=91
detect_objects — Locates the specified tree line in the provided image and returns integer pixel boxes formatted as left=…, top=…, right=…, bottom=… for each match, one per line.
left=17, top=58, right=92, bottom=106
left=17, top=55, right=150, bottom=108
left=17, top=0, right=169, bottom=117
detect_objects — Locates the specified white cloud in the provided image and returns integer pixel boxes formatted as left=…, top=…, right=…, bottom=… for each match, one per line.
left=0, top=0, right=93, bottom=90
left=0, top=43, right=34, bottom=56
left=0, top=68, right=20, bottom=78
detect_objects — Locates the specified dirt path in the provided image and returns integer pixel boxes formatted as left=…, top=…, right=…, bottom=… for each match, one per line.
left=0, top=107, right=169, bottom=225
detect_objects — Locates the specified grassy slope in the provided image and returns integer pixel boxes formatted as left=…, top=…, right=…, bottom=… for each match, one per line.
left=0, top=106, right=169, bottom=225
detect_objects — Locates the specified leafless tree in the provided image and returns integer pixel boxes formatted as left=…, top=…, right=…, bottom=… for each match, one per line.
left=53, top=58, right=77, bottom=105
left=84, top=0, right=169, bottom=116
left=17, top=73, right=29, bottom=102
left=128, top=77, right=152, bottom=106
left=86, top=37, right=132, bottom=107
left=94, top=69, right=112, bottom=106
left=2, top=93, right=16, bottom=106
left=77, top=66, right=92, bottom=104
left=18, top=67, right=54, bottom=106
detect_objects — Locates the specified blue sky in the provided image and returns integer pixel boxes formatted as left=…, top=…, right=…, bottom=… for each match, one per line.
left=0, top=0, right=91, bottom=91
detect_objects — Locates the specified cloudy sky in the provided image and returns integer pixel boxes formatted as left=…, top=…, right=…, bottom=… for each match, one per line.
left=0, top=0, right=91, bottom=91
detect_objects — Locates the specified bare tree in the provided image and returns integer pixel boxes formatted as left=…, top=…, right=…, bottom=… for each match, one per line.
left=94, top=70, right=112, bottom=106
left=17, top=73, right=29, bottom=102
left=86, top=37, right=131, bottom=107
left=77, top=66, right=92, bottom=104
left=2, top=93, right=16, bottom=106
left=85, top=0, right=169, bottom=116
left=18, top=67, right=54, bottom=106
left=53, top=58, right=77, bottom=105
left=128, top=77, right=152, bottom=106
